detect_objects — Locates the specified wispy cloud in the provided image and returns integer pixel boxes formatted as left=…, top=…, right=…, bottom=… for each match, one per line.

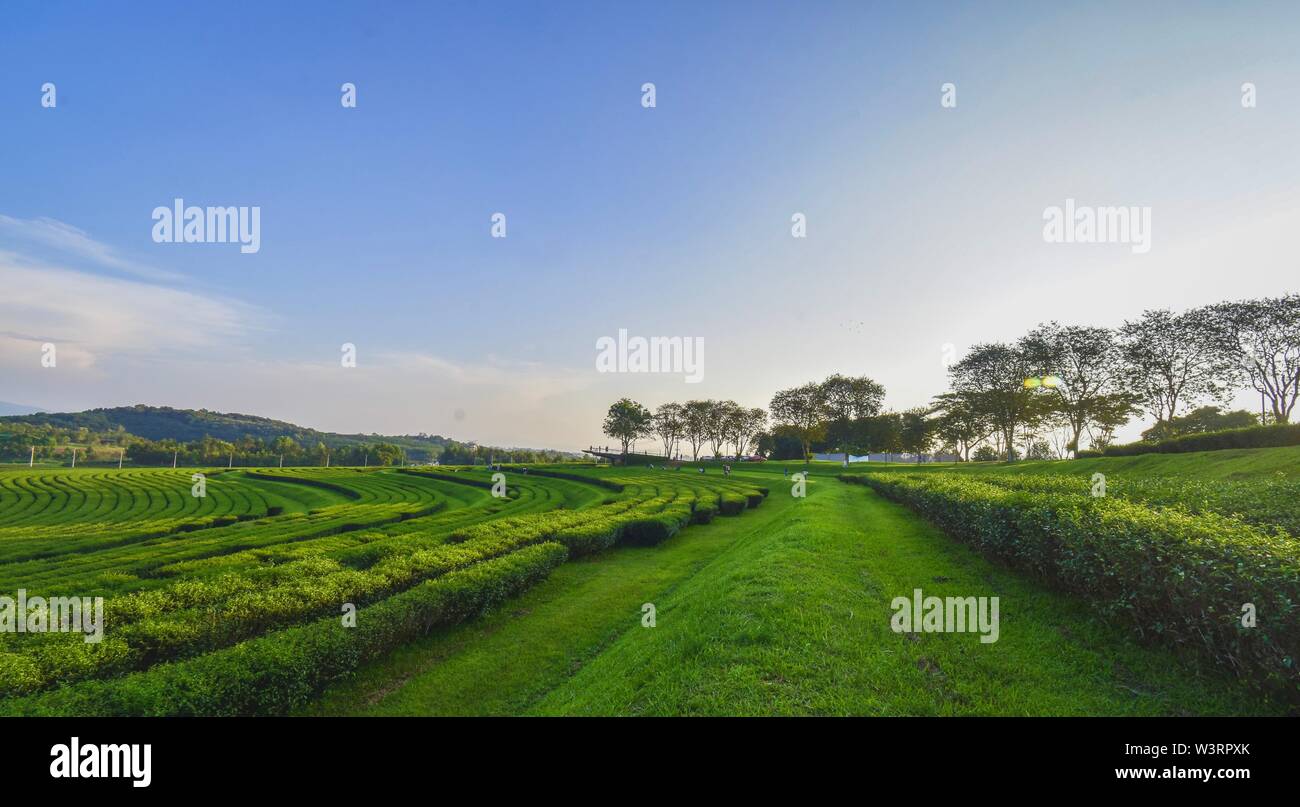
left=0, top=232, right=592, bottom=447
left=0, top=214, right=181, bottom=282
left=20, top=351, right=600, bottom=450
left=0, top=249, right=261, bottom=371
left=376, top=350, right=590, bottom=391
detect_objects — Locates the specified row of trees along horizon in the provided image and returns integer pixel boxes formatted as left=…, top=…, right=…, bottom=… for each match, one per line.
left=602, top=294, right=1300, bottom=462
left=0, top=425, right=574, bottom=467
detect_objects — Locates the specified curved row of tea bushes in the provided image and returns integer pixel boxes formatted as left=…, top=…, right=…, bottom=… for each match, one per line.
left=0, top=468, right=462, bottom=588
left=0, top=469, right=266, bottom=526
left=953, top=472, right=1300, bottom=538
left=242, top=470, right=363, bottom=500
left=842, top=473, right=1300, bottom=703
left=718, top=491, right=750, bottom=515
left=0, top=469, right=293, bottom=564
left=524, top=468, right=627, bottom=492
left=0, top=471, right=765, bottom=695
left=1076, top=422, right=1300, bottom=458
left=0, top=466, right=506, bottom=592
left=0, top=500, right=449, bottom=595
left=0, top=542, right=569, bottom=716
left=0, top=473, right=575, bottom=693
left=0, top=498, right=607, bottom=695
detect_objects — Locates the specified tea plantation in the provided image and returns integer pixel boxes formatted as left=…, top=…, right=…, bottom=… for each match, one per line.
left=3, top=449, right=1297, bottom=715
left=0, top=464, right=765, bottom=714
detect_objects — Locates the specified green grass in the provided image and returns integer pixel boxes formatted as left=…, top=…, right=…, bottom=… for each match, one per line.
left=5, top=446, right=1295, bottom=715
left=310, top=470, right=1277, bottom=715
left=849, top=444, right=1300, bottom=480
left=0, top=464, right=768, bottom=710
left=303, top=500, right=750, bottom=716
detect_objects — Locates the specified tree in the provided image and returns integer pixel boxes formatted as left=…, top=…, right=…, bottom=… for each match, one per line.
left=899, top=407, right=935, bottom=462
left=948, top=343, right=1036, bottom=461
left=819, top=373, right=886, bottom=463
left=372, top=442, right=404, bottom=466
left=931, top=392, right=992, bottom=461
left=602, top=398, right=652, bottom=456
left=724, top=406, right=767, bottom=459
left=199, top=436, right=235, bottom=463
left=1140, top=406, right=1259, bottom=441
left=860, top=412, right=903, bottom=455
left=681, top=400, right=714, bottom=461
left=1083, top=405, right=1127, bottom=451
left=273, top=436, right=299, bottom=463
left=652, top=402, right=685, bottom=459
left=1023, top=439, right=1054, bottom=460
left=1207, top=295, right=1300, bottom=424
left=1119, top=308, right=1234, bottom=426
left=769, top=383, right=826, bottom=464
left=1020, top=322, right=1136, bottom=456
left=706, top=400, right=734, bottom=458
left=765, top=425, right=807, bottom=460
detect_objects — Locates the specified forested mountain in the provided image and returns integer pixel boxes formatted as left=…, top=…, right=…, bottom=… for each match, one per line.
left=0, top=405, right=575, bottom=465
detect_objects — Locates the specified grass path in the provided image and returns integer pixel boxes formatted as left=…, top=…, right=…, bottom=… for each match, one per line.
left=307, top=472, right=1276, bottom=716
left=302, top=489, right=762, bottom=716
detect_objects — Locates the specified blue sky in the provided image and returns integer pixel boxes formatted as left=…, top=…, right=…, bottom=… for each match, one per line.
left=2, top=1, right=1299, bottom=448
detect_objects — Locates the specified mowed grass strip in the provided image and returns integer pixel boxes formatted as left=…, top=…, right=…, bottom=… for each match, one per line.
left=303, top=490, right=763, bottom=716
left=307, top=474, right=1274, bottom=716
left=534, top=478, right=1277, bottom=715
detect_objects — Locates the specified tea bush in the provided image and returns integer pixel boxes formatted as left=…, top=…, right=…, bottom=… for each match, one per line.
left=842, top=472, right=1300, bottom=701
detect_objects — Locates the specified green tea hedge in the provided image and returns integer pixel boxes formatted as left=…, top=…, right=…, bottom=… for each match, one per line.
left=1077, top=422, right=1300, bottom=458
left=1, top=542, right=569, bottom=716
left=842, top=473, right=1300, bottom=702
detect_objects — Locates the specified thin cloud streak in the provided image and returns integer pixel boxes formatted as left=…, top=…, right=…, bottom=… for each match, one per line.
left=0, top=250, right=263, bottom=370
left=0, top=214, right=182, bottom=283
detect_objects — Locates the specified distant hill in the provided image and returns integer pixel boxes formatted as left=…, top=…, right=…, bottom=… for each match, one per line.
left=0, top=405, right=454, bottom=456
left=0, top=405, right=580, bottom=464
left=0, top=401, right=43, bottom=417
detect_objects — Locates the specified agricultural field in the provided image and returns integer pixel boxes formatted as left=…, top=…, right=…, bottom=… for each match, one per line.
left=0, top=463, right=766, bottom=714
left=842, top=466, right=1300, bottom=701
left=303, top=450, right=1299, bottom=717
left=1, top=448, right=1296, bottom=716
